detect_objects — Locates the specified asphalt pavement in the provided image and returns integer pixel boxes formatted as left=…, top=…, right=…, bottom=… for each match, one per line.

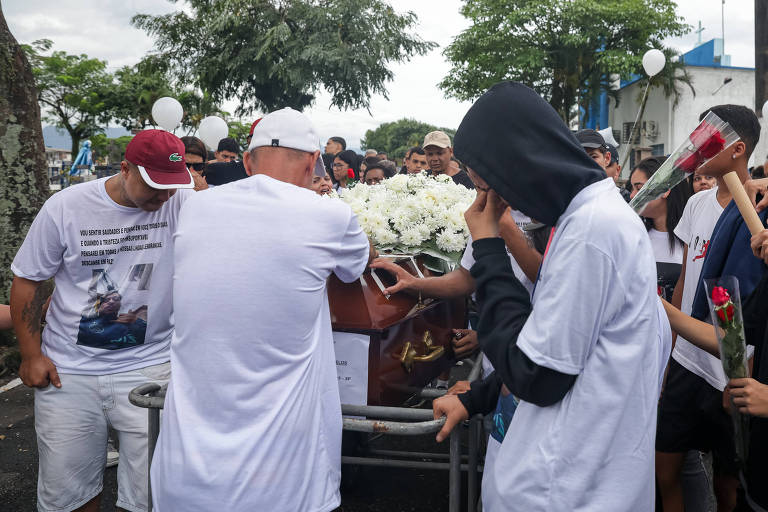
left=0, top=365, right=477, bottom=512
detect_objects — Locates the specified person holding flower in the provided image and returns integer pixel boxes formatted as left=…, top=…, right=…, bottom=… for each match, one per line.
left=331, top=149, right=359, bottom=192
left=657, top=105, right=766, bottom=512
left=628, top=156, right=692, bottom=300
left=662, top=228, right=768, bottom=510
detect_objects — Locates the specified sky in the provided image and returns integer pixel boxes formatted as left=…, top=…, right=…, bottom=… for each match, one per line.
left=3, top=0, right=757, bottom=150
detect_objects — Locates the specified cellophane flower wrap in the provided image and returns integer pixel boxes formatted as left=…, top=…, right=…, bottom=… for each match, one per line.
left=705, top=276, right=749, bottom=464
left=629, top=111, right=739, bottom=215
left=341, top=173, right=476, bottom=271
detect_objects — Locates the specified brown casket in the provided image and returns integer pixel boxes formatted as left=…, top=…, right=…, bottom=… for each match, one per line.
left=329, top=257, right=467, bottom=406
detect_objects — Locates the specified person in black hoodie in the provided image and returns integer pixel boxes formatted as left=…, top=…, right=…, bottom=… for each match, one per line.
left=431, top=82, right=668, bottom=511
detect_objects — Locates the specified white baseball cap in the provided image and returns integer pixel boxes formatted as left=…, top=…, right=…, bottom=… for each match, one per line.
left=248, top=107, right=325, bottom=176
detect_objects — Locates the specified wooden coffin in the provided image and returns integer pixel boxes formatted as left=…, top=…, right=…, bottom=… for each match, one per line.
left=329, top=258, right=467, bottom=406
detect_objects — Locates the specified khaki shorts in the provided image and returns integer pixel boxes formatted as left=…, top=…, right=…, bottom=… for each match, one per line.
left=34, top=362, right=170, bottom=512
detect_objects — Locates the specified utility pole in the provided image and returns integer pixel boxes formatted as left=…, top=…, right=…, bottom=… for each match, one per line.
left=722, top=0, right=726, bottom=53
left=757, top=0, right=768, bottom=115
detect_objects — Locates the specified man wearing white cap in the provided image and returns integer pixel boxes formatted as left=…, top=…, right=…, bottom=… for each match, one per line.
left=10, top=129, right=196, bottom=512
left=151, top=108, right=374, bottom=511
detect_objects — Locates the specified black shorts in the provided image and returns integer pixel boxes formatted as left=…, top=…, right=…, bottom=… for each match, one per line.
left=656, top=358, right=739, bottom=475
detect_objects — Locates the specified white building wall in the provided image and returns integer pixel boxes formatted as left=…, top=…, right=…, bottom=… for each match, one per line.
left=609, top=66, right=764, bottom=174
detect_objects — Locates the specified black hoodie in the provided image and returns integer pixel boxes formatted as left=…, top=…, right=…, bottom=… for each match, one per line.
left=453, top=82, right=606, bottom=413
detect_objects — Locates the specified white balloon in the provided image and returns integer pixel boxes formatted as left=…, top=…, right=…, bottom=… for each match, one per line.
left=151, top=97, right=184, bottom=131
left=642, top=49, right=666, bottom=77
left=197, top=116, right=230, bottom=150
left=761, top=100, right=768, bottom=120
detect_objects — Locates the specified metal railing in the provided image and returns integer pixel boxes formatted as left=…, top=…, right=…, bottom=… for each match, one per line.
left=129, top=353, right=485, bottom=512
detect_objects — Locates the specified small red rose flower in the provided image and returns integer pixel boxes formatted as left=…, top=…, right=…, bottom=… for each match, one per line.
left=347, top=168, right=355, bottom=179
left=726, top=303, right=735, bottom=322
left=711, top=286, right=731, bottom=307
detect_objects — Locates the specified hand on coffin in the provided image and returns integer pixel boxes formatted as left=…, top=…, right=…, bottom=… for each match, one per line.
left=446, top=380, right=471, bottom=395
left=369, top=258, right=418, bottom=295
left=452, top=329, right=479, bottom=358
left=433, top=394, right=469, bottom=443
left=464, top=189, right=508, bottom=241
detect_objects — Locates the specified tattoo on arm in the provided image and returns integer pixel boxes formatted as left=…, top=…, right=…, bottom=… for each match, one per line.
left=21, top=285, right=47, bottom=336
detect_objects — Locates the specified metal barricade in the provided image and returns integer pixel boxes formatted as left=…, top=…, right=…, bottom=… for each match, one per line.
left=129, top=354, right=485, bottom=512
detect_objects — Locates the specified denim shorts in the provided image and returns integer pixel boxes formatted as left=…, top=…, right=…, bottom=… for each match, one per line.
left=34, top=362, right=170, bottom=512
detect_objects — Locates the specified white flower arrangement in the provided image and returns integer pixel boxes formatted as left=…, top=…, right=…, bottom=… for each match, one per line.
left=340, top=172, right=476, bottom=268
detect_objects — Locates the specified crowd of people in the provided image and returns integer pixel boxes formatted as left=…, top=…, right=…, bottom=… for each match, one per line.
left=4, top=79, right=768, bottom=512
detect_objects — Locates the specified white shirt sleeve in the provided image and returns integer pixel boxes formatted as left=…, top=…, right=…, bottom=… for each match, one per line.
left=517, top=238, right=621, bottom=375
left=332, top=211, right=370, bottom=283
left=460, top=234, right=475, bottom=271
left=11, top=200, right=65, bottom=281
left=673, top=195, right=694, bottom=245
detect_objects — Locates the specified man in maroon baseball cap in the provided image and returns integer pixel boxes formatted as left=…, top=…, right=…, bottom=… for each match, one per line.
left=9, top=128, right=200, bottom=511
left=125, top=129, right=195, bottom=189
left=107, top=129, right=198, bottom=212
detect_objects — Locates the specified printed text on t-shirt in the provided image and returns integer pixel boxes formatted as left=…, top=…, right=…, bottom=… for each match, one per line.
left=78, top=222, right=169, bottom=266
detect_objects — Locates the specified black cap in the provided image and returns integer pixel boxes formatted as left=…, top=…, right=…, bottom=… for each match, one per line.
left=606, top=144, right=619, bottom=165
left=575, top=129, right=609, bottom=150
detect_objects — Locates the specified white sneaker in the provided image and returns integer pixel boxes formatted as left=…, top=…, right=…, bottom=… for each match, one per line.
left=106, top=443, right=119, bottom=468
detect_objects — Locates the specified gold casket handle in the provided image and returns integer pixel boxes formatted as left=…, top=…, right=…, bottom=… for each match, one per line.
left=399, top=331, right=445, bottom=372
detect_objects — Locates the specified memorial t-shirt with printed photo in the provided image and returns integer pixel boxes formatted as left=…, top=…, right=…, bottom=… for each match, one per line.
left=12, top=177, right=191, bottom=375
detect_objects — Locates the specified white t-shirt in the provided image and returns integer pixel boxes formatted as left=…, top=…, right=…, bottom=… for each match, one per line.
left=11, top=177, right=190, bottom=375
left=672, top=187, right=726, bottom=390
left=482, top=179, right=664, bottom=511
left=648, top=228, right=684, bottom=264
left=461, top=210, right=535, bottom=377
left=151, top=174, right=370, bottom=512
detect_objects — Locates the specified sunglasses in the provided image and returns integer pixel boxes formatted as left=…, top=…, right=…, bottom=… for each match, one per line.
left=186, top=162, right=206, bottom=172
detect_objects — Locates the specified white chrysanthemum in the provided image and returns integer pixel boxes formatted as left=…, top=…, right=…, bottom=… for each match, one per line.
left=386, top=174, right=410, bottom=192
left=436, top=230, right=467, bottom=253
left=399, top=227, right=425, bottom=246
left=339, top=173, right=475, bottom=264
left=373, top=227, right=398, bottom=245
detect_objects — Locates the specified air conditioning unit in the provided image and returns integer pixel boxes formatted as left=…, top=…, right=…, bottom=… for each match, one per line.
left=622, top=122, right=640, bottom=144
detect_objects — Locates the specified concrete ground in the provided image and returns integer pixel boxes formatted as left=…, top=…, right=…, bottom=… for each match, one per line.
left=0, top=364, right=479, bottom=511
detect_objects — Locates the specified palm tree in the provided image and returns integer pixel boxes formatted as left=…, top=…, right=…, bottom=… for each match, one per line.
left=619, top=46, right=695, bottom=170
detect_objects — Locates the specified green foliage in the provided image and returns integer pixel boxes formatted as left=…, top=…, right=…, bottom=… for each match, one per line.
left=362, top=118, right=456, bottom=161
left=441, top=0, right=689, bottom=122
left=107, top=56, right=176, bottom=131
left=24, top=39, right=112, bottom=156
left=132, top=0, right=436, bottom=114
left=89, top=133, right=133, bottom=164
left=228, top=120, right=253, bottom=151
left=178, top=89, right=226, bottom=134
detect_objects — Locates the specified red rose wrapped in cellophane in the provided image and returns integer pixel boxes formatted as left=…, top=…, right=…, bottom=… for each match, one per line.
left=705, top=277, right=749, bottom=465
left=630, top=111, right=739, bottom=215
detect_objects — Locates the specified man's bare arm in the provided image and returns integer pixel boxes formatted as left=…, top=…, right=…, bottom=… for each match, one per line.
left=10, top=277, right=61, bottom=388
